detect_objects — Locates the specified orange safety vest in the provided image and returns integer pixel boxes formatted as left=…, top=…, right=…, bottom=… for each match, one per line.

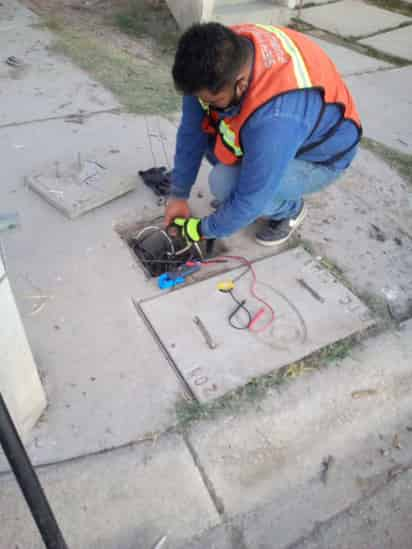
left=201, top=24, right=362, bottom=166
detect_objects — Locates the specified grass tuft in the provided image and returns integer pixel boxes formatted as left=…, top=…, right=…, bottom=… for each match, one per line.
left=361, top=137, right=412, bottom=187
left=50, top=28, right=179, bottom=114
left=175, top=336, right=359, bottom=429
left=113, top=0, right=180, bottom=54
left=365, top=0, right=412, bottom=18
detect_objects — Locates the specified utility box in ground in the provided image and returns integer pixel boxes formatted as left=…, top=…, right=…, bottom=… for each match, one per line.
left=0, top=252, right=46, bottom=439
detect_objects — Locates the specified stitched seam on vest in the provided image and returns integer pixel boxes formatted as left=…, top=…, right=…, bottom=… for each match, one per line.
left=256, top=25, right=312, bottom=88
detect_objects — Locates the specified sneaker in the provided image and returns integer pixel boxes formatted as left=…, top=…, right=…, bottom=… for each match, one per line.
left=255, top=202, right=307, bottom=246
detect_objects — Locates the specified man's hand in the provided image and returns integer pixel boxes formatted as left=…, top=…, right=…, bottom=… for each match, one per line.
left=173, top=217, right=202, bottom=242
left=164, top=198, right=191, bottom=227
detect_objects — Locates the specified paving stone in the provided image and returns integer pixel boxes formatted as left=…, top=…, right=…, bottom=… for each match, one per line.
left=0, top=25, right=118, bottom=126
left=186, top=321, right=412, bottom=525
left=0, top=434, right=220, bottom=549
left=311, top=36, right=394, bottom=75
left=360, top=25, right=412, bottom=61
left=300, top=0, right=412, bottom=38
left=346, top=66, right=412, bottom=153
left=140, top=247, right=373, bottom=402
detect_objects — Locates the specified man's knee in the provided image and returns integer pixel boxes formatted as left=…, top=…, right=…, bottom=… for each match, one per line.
left=209, top=163, right=239, bottom=202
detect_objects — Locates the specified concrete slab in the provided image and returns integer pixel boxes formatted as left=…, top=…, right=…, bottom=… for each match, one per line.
left=181, top=524, right=238, bottom=549
left=343, top=148, right=412, bottom=237
left=0, top=433, right=220, bottom=549
left=186, top=321, right=412, bottom=524
left=300, top=0, right=412, bottom=38
left=360, top=25, right=412, bottom=61
left=0, top=0, right=38, bottom=27
left=296, top=470, right=412, bottom=549
left=311, top=36, right=394, bottom=75
left=0, top=113, right=185, bottom=471
left=28, top=161, right=137, bottom=219
left=0, top=25, right=118, bottom=126
left=140, top=247, right=373, bottom=402
left=303, top=148, right=412, bottom=319
left=346, top=66, right=412, bottom=153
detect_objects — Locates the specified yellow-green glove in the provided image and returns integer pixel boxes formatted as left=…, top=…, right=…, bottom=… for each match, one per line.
left=173, top=217, right=202, bottom=242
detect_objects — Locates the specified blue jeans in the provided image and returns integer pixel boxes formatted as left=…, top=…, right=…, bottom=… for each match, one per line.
left=209, top=159, right=344, bottom=220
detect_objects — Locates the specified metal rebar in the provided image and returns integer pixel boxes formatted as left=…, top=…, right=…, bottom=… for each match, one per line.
left=193, top=316, right=217, bottom=350
left=0, top=392, right=69, bottom=549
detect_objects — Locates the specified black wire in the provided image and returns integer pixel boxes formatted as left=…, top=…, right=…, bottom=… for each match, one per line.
left=132, top=230, right=205, bottom=277
left=227, top=289, right=253, bottom=330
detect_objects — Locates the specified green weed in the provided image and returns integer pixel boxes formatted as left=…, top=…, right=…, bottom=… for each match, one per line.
left=50, top=28, right=179, bottom=114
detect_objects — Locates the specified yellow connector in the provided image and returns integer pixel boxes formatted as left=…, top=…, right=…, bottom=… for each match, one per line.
left=217, top=280, right=235, bottom=293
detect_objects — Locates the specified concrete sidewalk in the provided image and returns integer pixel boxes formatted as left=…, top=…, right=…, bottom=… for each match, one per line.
left=1, top=0, right=412, bottom=547
left=1, top=321, right=411, bottom=548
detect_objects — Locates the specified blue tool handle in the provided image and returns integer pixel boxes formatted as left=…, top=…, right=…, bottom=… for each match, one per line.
left=157, top=264, right=201, bottom=289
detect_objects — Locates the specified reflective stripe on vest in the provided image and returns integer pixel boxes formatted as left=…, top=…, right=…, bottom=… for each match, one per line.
left=198, top=97, right=210, bottom=113
left=219, top=120, right=243, bottom=158
left=256, top=25, right=312, bottom=89
left=198, top=101, right=244, bottom=158
left=199, top=26, right=312, bottom=160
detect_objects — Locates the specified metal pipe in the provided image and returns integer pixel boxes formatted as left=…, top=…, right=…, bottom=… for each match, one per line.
left=0, top=392, right=69, bottom=549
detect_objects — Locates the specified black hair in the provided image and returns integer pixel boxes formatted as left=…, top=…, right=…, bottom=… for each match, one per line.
left=172, top=22, right=248, bottom=95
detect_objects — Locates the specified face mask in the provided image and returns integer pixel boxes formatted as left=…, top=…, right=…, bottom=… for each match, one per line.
left=213, top=80, right=243, bottom=114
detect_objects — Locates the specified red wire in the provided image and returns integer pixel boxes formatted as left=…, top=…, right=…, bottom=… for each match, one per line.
left=213, top=255, right=275, bottom=333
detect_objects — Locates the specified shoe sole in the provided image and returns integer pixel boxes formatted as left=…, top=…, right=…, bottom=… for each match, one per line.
left=255, top=204, right=307, bottom=247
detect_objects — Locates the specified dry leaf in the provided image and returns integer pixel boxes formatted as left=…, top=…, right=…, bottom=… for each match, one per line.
left=351, top=389, right=378, bottom=399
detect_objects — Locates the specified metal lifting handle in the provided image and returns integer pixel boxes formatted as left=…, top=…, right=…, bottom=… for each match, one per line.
left=0, top=392, right=69, bottom=549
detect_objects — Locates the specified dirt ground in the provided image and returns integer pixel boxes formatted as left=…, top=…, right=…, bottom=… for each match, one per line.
left=22, top=0, right=181, bottom=114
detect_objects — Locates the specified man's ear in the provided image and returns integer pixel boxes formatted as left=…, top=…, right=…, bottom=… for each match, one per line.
left=236, top=75, right=249, bottom=95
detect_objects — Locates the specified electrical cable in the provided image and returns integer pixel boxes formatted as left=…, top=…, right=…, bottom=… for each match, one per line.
left=131, top=225, right=206, bottom=277
left=227, top=290, right=252, bottom=330
left=131, top=229, right=275, bottom=334
left=215, top=255, right=276, bottom=333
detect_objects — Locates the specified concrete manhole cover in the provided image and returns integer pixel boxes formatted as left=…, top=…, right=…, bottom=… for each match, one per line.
left=27, top=153, right=136, bottom=219
left=139, top=247, right=374, bottom=402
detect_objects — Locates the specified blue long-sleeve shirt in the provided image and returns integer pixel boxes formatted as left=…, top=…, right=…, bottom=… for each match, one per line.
left=171, top=90, right=359, bottom=238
